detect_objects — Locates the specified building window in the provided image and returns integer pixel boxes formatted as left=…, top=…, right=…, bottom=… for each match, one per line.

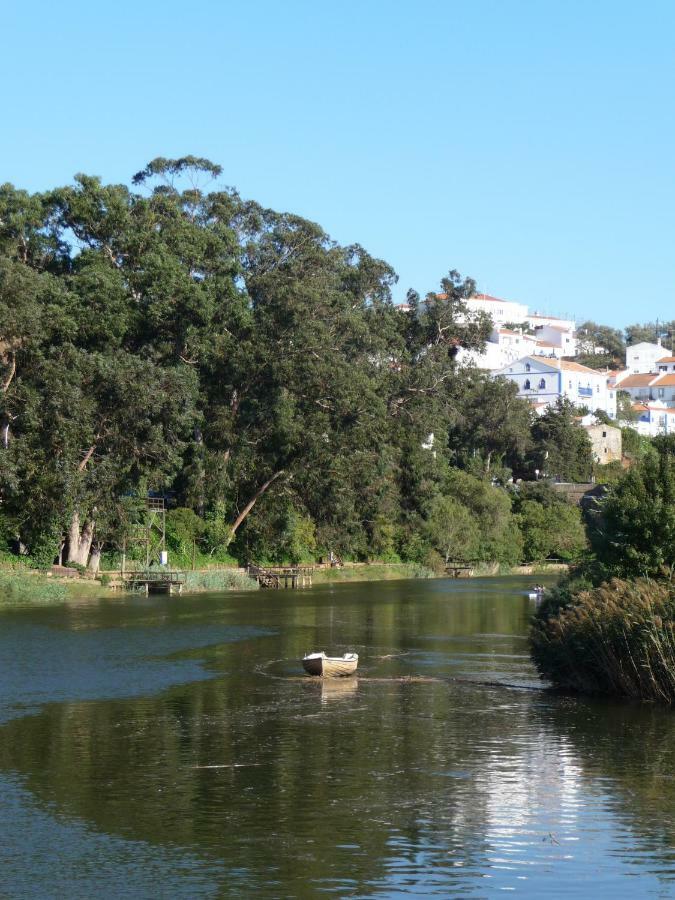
left=524, top=379, right=531, bottom=390
left=538, top=378, right=546, bottom=389
left=602, top=431, right=607, bottom=437
left=525, top=363, right=531, bottom=372
left=658, top=388, right=665, bottom=398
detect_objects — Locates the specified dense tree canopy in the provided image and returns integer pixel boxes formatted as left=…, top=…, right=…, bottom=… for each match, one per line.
left=0, top=158, right=589, bottom=572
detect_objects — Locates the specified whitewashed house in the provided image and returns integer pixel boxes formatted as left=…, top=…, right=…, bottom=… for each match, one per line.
left=631, top=402, right=675, bottom=437
left=463, top=293, right=529, bottom=325
left=613, top=352, right=675, bottom=436
left=526, top=312, right=575, bottom=332
left=493, top=356, right=616, bottom=419
left=457, top=326, right=539, bottom=369
left=533, top=323, right=577, bottom=358
left=625, top=340, right=667, bottom=374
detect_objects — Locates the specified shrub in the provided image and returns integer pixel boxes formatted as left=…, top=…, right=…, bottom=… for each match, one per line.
left=530, top=578, right=675, bottom=703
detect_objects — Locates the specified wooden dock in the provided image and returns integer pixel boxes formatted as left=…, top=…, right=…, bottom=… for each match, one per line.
left=123, top=569, right=186, bottom=594
left=247, top=565, right=314, bottom=589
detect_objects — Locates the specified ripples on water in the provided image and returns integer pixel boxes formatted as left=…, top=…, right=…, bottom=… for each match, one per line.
left=0, top=577, right=674, bottom=897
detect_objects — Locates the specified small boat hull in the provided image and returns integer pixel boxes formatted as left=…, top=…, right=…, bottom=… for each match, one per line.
left=302, top=652, right=359, bottom=677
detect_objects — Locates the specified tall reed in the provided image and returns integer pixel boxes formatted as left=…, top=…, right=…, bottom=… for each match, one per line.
left=530, top=578, right=675, bottom=703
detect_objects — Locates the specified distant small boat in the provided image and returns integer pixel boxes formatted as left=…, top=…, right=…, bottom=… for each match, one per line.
left=528, top=586, right=545, bottom=600
left=302, top=651, right=359, bottom=677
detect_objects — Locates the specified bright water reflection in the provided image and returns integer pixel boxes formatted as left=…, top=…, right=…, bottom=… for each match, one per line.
left=0, top=576, right=674, bottom=897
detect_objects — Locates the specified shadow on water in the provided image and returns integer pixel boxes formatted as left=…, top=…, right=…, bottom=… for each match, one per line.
left=0, top=576, right=674, bottom=896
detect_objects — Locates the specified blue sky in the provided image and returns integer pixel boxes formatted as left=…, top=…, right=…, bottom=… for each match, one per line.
left=3, top=1, right=674, bottom=328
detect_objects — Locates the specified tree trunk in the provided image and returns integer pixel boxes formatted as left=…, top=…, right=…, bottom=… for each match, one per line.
left=228, top=471, right=285, bottom=544
left=88, top=542, right=103, bottom=574
left=67, top=510, right=96, bottom=567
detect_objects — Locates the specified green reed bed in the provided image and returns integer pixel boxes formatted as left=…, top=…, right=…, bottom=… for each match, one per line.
left=0, top=571, right=68, bottom=604
left=182, top=569, right=259, bottom=592
left=531, top=578, right=675, bottom=703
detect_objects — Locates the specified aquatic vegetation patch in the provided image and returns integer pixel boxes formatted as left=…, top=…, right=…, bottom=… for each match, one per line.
left=530, top=578, right=675, bottom=703
left=182, top=569, right=258, bottom=592
left=0, top=572, right=68, bottom=604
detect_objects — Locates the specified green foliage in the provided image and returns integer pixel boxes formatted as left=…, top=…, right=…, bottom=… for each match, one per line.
left=183, top=569, right=258, bottom=592
left=576, top=321, right=625, bottom=360
left=166, top=508, right=204, bottom=551
left=281, top=510, right=317, bottom=564
left=0, top=158, right=584, bottom=576
left=531, top=578, right=675, bottom=703
left=26, top=521, right=62, bottom=569
left=625, top=321, right=675, bottom=346
left=0, top=571, right=67, bottom=604
left=443, top=469, right=522, bottom=565
left=516, top=499, right=586, bottom=562
left=528, top=399, right=593, bottom=482
left=424, top=496, right=480, bottom=564
left=588, top=449, right=675, bottom=580
left=617, top=391, right=638, bottom=424
left=621, top=426, right=643, bottom=458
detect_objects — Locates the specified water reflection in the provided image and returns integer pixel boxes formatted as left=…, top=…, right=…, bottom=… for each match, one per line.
left=0, top=577, right=673, bottom=895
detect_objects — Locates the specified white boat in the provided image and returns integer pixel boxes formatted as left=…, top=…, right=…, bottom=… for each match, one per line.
left=528, top=587, right=545, bottom=600
left=302, top=651, right=359, bottom=677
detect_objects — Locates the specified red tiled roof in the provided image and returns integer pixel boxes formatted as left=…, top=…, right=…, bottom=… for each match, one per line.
left=615, top=373, right=658, bottom=388
left=652, top=373, right=675, bottom=386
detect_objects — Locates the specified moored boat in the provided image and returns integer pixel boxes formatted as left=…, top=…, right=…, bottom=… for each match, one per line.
left=528, top=585, right=545, bottom=600
left=302, top=651, right=359, bottom=677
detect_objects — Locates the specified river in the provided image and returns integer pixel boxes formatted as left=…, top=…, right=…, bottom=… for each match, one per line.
left=0, top=575, right=674, bottom=897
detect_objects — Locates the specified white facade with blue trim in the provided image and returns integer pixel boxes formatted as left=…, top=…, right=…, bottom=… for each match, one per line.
left=492, top=356, right=616, bottom=419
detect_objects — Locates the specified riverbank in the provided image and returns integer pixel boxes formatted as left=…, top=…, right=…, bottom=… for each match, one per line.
left=0, top=559, right=568, bottom=606
left=312, top=562, right=434, bottom=584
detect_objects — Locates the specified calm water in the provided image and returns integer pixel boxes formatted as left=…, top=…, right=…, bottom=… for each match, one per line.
left=1, top=576, right=675, bottom=898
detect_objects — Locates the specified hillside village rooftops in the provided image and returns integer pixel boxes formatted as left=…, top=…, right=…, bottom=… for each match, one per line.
left=540, top=357, right=607, bottom=375
left=652, top=373, right=675, bottom=386
left=508, top=356, right=604, bottom=376
left=614, top=373, right=658, bottom=388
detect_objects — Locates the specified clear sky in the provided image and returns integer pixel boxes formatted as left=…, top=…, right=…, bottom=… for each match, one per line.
left=3, top=0, right=674, bottom=329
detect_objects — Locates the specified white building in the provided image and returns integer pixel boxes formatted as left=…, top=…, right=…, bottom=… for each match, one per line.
left=533, top=323, right=577, bottom=358
left=493, top=356, right=616, bottom=419
left=526, top=312, right=576, bottom=332
left=631, top=402, right=675, bottom=437
left=612, top=352, right=675, bottom=436
left=458, top=327, right=540, bottom=369
left=625, top=340, right=667, bottom=374
left=463, top=293, right=529, bottom=325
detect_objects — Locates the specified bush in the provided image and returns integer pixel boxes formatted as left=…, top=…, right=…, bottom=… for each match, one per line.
left=530, top=578, right=675, bottom=703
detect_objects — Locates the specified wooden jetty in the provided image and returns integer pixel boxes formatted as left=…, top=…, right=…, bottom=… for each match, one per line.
left=247, top=565, right=314, bottom=590
left=445, top=564, right=475, bottom=578
left=123, top=569, right=186, bottom=595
